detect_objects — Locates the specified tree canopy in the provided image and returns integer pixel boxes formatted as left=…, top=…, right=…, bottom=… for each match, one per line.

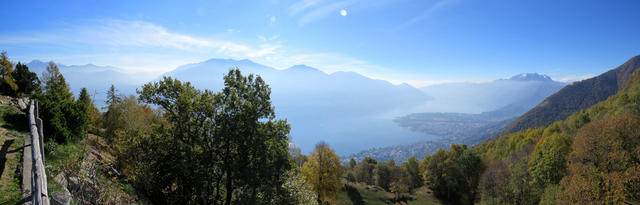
left=0, top=51, right=18, bottom=95
left=422, top=144, right=484, bottom=205
left=128, top=69, right=294, bottom=204
left=12, top=62, right=39, bottom=96
left=37, top=61, right=88, bottom=143
left=301, top=142, right=342, bottom=204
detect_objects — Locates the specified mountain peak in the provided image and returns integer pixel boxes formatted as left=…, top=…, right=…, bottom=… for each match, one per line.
left=509, top=73, right=553, bottom=82
left=286, top=65, right=324, bottom=73
left=203, top=58, right=254, bottom=64
left=28, top=59, right=46, bottom=64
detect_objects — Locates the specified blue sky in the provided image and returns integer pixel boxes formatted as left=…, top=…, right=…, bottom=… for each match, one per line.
left=1, top=0, right=640, bottom=86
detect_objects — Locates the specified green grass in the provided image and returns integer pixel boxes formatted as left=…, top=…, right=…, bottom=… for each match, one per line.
left=0, top=106, right=28, bottom=135
left=0, top=105, right=28, bottom=205
left=406, top=187, right=441, bottom=205
left=358, top=185, right=390, bottom=205
left=336, top=188, right=354, bottom=205
left=0, top=137, right=24, bottom=205
left=44, top=139, right=84, bottom=203
left=336, top=182, right=441, bottom=205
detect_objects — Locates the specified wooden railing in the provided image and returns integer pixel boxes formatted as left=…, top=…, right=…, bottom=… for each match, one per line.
left=29, top=100, right=49, bottom=205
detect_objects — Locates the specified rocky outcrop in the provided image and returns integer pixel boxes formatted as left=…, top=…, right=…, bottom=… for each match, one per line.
left=50, top=173, right=72, bottom=205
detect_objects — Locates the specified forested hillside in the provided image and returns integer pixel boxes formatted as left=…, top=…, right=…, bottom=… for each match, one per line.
left=501, top=55, right=640, bottom=135
left=471, top=62, right=640, bottom=204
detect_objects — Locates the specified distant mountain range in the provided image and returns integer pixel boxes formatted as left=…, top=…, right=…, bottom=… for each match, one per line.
left=346, top=55, right=640, bottom=163
left=500, top=55, right=640, bottom=135
left=418, top=73, right=565, bottom=113
left=347, top=73, right=566, bottom=162
left=27, top=56, right=620, bottom=159
left=25, top=60, right=154, bottom=107
left=161, top=59, right=434, bottom=155
left=395, top=73, right=565, bottom=143
left=25, top=58, right=436, bottom=155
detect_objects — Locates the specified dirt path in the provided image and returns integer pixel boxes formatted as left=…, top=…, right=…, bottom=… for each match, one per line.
left=21, top=129, right=32, bottom=204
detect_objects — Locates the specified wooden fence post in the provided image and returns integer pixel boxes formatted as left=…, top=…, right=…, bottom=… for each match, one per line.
left=29, top=100, right=49, bottom=205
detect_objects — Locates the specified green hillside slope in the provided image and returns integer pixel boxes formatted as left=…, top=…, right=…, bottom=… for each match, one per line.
left=475, top=64, right=640, bottom=204
left=500, top=55, right=640, bottom=136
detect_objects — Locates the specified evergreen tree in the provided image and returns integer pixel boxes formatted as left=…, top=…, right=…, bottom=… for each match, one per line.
left=106, top=84, right=122, bottom=105
left=12, top=62, right=40, bottom=96
left=103, top=84, right=123, bottom=139
left=37, top=61, right=87, bottom=142
left=78, top=87, right=100, bottom=133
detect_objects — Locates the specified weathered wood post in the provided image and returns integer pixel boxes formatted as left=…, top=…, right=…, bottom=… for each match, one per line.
left=30, top=100, right=49, bottom=205
left=36, top=101, right=45, bottom=163
left=37, top=118, right=44, bottom=163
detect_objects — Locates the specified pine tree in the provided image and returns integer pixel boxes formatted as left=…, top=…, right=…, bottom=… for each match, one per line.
left=78, top=87, right=100, bottom=133
left=37, top=61, right=87, bottom=142
left=12, top=62, right=40, bottom=96
left=103, top=84, right=123, bottom=139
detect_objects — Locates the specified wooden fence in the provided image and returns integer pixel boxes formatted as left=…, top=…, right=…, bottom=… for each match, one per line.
left=29, top=100, right=49, bottom=205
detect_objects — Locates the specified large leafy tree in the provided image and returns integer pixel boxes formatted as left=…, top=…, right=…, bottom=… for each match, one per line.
left=136, top=69, right=293, bottom=204
left=301, top=142, right=342, bottom=204
left=215, top=69, right=292, bottom=204
left=354, top=157, right=377, bottom=185
left=403, top=157, right=423, bottom=190
left=12, top=62, right=40, bottom=96
left=528, top=132, right=571, bottom=188
left=423, top=144, right=484, bottom=205
left=374, top=162, right=392, bottom=190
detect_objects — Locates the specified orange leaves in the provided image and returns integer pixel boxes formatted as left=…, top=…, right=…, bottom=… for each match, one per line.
left=560, top=113, right=640, bottom=203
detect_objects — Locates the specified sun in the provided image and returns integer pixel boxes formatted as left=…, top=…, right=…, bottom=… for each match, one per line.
left=340, top=9, right=347, bottom=16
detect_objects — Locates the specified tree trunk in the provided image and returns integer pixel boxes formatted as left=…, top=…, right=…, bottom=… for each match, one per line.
left=225, top=169, right=233, bottom=205
left=214, top=173, right=222, bottom=205
left=250, top=185, right=257, bottom=204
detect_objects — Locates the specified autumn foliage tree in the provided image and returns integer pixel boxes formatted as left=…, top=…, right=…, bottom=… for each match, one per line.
left=559, top=113, right=640, bottom=203
left=0, top=51, right=18, bottom=95
left=302, top=142, right=342, bottom=204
